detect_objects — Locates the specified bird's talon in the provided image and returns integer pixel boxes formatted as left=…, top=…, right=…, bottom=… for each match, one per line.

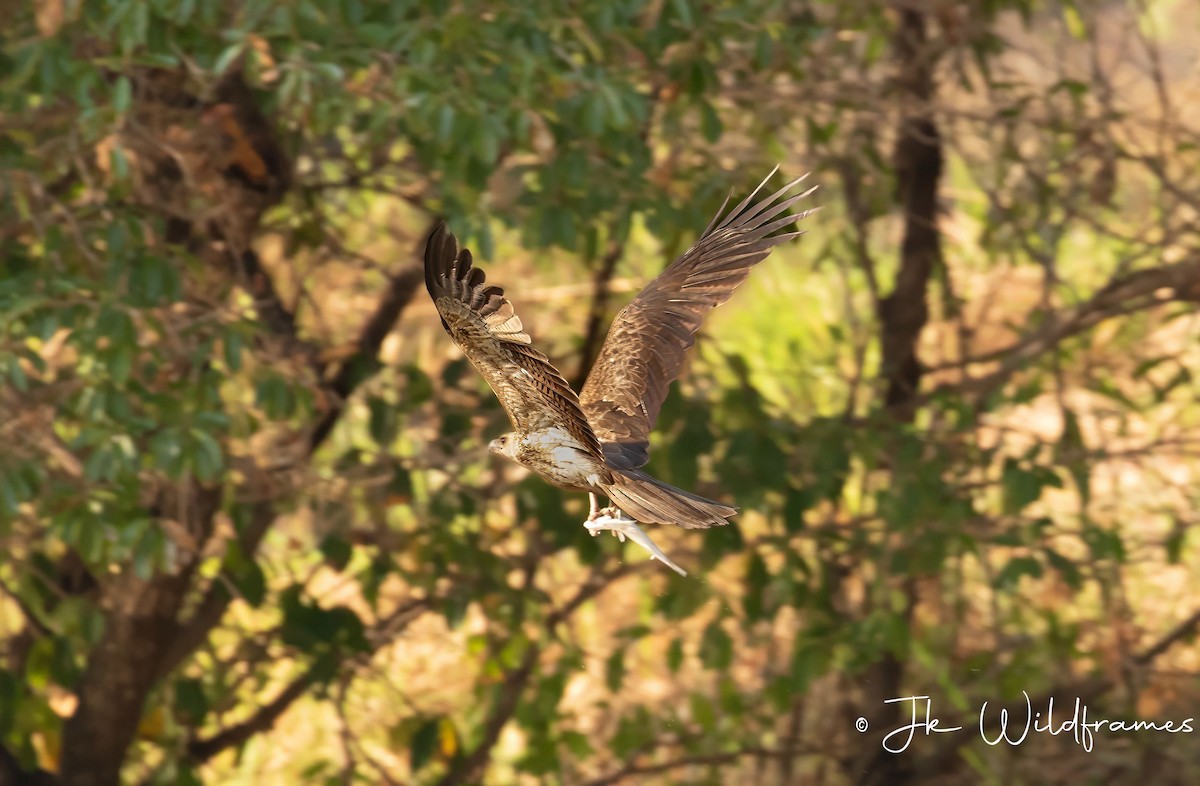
left=581, top=512, right=687, bottom=576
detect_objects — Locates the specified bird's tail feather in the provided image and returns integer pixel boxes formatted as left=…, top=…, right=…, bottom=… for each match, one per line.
left=603, top=469, right=735, bottom=530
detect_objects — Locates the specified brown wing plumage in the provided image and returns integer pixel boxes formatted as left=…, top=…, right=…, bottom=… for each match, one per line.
left=579, top=170, right=818, bottom=469
left=424, top=223, right=604, bottom=457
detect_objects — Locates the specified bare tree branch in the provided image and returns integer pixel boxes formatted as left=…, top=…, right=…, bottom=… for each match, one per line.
left=584, top=746, right=796, bottom=786
left=855, top=10, right=944, bottom=786
left=187, top=597, right=433, bottom=765
left=186, top=662, right=320, bottom=763
left=1134, top=606, right=1200, bottom=666
left=59, top=486, right=221, bottom=786
left=156, top=500, right=276, bottom=681
left=927, top=254, right=1200, bottom=403
left=434, top=564, right=641, bottom=786
left=309, top=260, right=427, bottom=451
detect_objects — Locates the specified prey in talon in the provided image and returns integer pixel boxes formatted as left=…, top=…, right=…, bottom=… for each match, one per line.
left=424, top=169, right=817, bottom=574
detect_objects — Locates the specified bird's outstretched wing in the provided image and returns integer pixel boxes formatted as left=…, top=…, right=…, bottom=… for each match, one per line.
left=579, top=169, right=817, bottom=469
left=425, top=223, right=604, bottom=457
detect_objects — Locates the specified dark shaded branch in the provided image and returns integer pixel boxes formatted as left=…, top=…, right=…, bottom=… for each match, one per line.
left=59, top=486, right=222, bottom=786
left=925, top=254, right=1200, bottom=403
left=309, top=260, right=427, bottom=452
left=235, top=249, right=297, bottom=337
left=0, top=743, right=55, bottom=786
left=572, top=239, right=625, bottom=389
left=186, top=664, right=319, bottom=763
left=434, top=565, right=638, bottom=786
left=835, top=155, right=881, bottom=310
left=433, top=646, right=539, bottom=786
left=163, top=215, right=431, bottom=686
left=156, top=500, right=277, bottom=680
left=185, top=597, right=432, bottom=765
left=855, top=11, right=943, bottom=786
left=1134, top=606, right=1200, bottom=665
left=877, top=8, right=943, bottom=416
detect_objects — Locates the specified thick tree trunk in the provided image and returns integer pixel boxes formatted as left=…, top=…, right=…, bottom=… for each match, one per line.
left=879, top=9, right=943, bottom=418
left=855, top=9, right=943, bottom=786
left=59, top=486, right=221, bottom=786
left=49, top=68, right=293, bottom=786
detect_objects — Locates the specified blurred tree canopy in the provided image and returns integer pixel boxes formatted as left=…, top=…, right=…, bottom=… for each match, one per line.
left=2, top=1, right=1200, bottom=784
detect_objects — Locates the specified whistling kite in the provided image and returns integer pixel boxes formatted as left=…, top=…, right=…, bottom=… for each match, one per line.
left=424, top=170, right=816, bottom=574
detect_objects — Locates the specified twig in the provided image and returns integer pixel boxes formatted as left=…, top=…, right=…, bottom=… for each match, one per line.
left=1134, top=607, right=1200, bottom=665
left=433, top=564, right=640, bottom=786
left=309, top=259, right=427, bottom=452
left=584, top=746, right=796, bottom=786
left=187, top=662, right=320, bottom=762
left=925, top=254, right=1200, bottom=404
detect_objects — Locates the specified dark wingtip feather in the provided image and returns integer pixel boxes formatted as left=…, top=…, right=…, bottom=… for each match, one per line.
left=424, top=221, right=454, bottom=300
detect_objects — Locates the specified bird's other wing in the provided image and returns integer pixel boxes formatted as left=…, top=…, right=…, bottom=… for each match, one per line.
left=579, top=169, right=817, bottom=469
left=425, top=223, right=604, bottom=457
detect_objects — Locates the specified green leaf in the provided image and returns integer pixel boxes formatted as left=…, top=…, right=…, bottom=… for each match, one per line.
left=689, top=692, right=716, bottom=731
left=1001, top=458, right=1061, bottom=515
left=224, top=544, right=266, bottom=607
left=113, top=76, right=132, bottom=113
left=214, top=42, right=246, bottom=75
left=666, top=638, right=684, bottom=674
left=561, top=730, right=593, bottom=759
left=410, top=718, right=440, bottom=771
left=174, top=678, right=209, bottom=724
left=401, top=366, right=434, bottom=409
left=657, top=572, right=709, bottom=620
left=188, top=428, right=223, bottom=481
left=700, top=621, right=732, bottom=670
left=1082, top=525, right=1125, bottom=562
left=605, top=649, right=625, bottom=693
left=1056, top=408, right=1090, bottom=506
left=1166, top=518, right=1188, bottom=565
left=791, top=638, right=830, bottom=692
left=611, top=708, right=653, bottom=759
left=1043, top=547, right=1082, bottom=589
left=437, top=103, right=456, bottom=140
left=132, top=525, right=164, bottom=579
left=368, top=396, right=397, bottom=446
left=255, top=375, right=296, bottom=420
left=994, top=555, right=1043, bottom=589
left=320, top=534, right=352, bottom=571
left=671, top=0, right=694, bottom=28
left=223, top=330, right=244, bottom=372
left=743, top=551, right=769, bottom=621
left=698, top=100, right=722, bottom=143
left=151, top=428, right=185, bottom=476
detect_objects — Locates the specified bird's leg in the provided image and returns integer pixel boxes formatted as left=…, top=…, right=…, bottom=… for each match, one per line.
left=596, top=504, right=624, bottom=538
left=587, top=492, right=601, bottom=521
left=583, top=509, right=688, bottom=577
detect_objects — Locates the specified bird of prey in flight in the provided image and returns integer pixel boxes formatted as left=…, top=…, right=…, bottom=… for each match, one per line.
left=424, top=169, right=816, bottom=575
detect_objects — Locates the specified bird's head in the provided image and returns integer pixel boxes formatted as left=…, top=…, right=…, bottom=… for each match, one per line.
left=488, top=433, right=520, bottom=462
